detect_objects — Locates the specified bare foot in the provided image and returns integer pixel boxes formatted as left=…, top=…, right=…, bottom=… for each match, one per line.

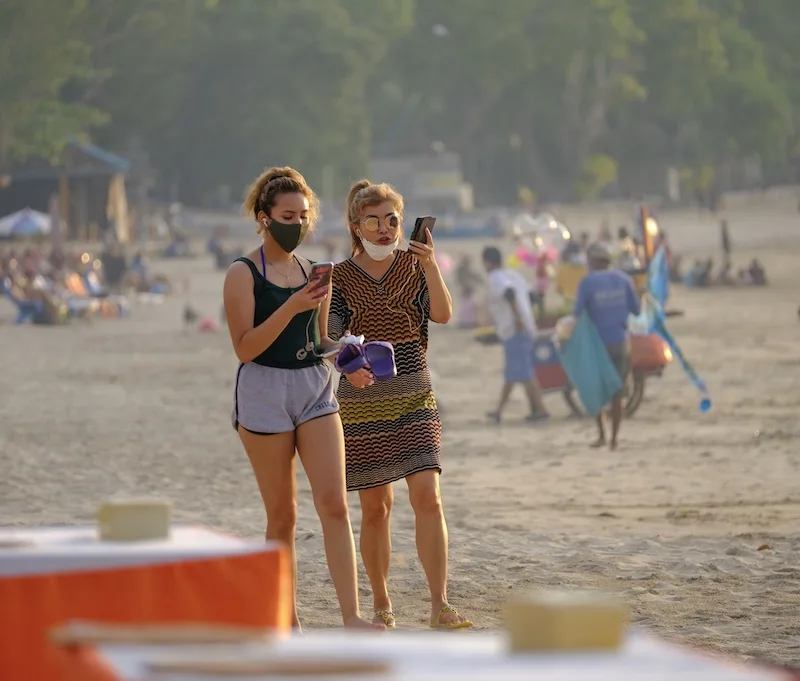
left=609, top=439, right=618, bottom=451
left=344, top=615, right=386, bottom=631
left=589, top=438, right=606, bottom=449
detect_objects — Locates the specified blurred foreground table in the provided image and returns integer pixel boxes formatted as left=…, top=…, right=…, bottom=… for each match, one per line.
left=0, top=525, right=288, bottom=681
left=52, top=629, right=795, bottom=681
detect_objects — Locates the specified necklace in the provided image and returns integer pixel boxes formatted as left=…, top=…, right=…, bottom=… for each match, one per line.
left=267, top=257, right=296, bottom=281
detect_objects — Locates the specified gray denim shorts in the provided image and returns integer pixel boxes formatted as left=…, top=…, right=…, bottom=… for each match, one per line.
left=232, top=362, right=339, bottom=435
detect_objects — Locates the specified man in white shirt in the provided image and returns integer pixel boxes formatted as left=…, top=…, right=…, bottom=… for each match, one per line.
left=482, top=246, right=550, bottom=423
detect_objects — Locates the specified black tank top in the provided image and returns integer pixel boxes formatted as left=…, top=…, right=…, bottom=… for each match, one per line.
left=235, top=254, right=321, bottom=369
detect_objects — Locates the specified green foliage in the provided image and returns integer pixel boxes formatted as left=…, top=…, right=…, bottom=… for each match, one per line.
left=2, top=0, right=799, bottom=201
left=0, top=0, right=107, bottom=165
left=680, top=166, right=716, bottom=193
left=578, top=154, right=618, bottom=200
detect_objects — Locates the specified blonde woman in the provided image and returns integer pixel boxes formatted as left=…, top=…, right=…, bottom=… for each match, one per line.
left=328, top=179, right=473, bottom=630
left=223, top=167, right=382, bottom=632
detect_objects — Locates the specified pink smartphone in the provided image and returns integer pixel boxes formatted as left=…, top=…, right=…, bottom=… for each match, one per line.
left=309, top=261, right=334, bottom=288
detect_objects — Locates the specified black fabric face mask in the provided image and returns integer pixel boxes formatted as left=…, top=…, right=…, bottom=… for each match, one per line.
left=268, top=218, right=309, bottom=253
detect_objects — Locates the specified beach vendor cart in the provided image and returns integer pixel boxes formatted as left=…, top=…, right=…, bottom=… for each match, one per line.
left=557, top=205, right=673, bottom=416
left=475, top=206, right=673, bottom=418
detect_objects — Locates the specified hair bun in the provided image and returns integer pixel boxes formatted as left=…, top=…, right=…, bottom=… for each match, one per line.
left=241, top=166, right=315, bottom=226
left=264, top=167, right=302, bottom=185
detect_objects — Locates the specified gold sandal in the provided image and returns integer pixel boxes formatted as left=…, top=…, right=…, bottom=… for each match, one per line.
left=430, top=605, right=473, bottom=630
left=373, top=610, right=396, bottom=629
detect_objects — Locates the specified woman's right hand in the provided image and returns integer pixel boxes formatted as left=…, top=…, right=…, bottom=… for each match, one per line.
left=345, top=367, right=374, bottom=389
left=288, top=280, right=328, bottom=313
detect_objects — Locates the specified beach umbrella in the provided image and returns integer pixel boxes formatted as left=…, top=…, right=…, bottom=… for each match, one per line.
left=0, top=208, right=52, bottom=239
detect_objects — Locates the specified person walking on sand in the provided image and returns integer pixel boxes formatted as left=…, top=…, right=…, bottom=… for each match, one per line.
left=222, top=166, right=383, bottom=632
left=327, top=179, right=473, bottom=630
left=481, top=246, right=550, bottom=424
left=573, top=242, right=641, bottom=450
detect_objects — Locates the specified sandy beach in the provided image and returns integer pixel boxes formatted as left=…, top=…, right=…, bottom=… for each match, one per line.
left=1, top=205, right=798, bottom=665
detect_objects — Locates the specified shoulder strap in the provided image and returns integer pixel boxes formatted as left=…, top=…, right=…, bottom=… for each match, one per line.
left=233, top=257, right=261, bottom=279
left=294, top=255, right=311, bottom=283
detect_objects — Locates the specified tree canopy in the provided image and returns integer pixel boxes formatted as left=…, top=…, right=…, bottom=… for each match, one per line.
left=2, top=0, right=798, bottom=203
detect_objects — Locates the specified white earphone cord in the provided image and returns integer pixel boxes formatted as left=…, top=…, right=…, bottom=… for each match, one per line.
left=297, top=247, right=424, bottom=361
left=376, top=245, right=424, bottom=336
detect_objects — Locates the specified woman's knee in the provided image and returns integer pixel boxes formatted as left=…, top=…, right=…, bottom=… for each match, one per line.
left=360, top=486, right=393, bottom=524
left=408, top=474, right=442, bottom=516
left=314, top=488, right=349, bottom=523
left=266, top=500, right=297, bottom=535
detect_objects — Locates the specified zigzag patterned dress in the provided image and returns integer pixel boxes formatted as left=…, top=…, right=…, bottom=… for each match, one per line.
left=329, top=250, right=442, bottom=491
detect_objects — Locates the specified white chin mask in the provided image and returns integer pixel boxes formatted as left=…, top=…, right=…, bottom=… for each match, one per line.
left=359, top=232, right=398, bottom=261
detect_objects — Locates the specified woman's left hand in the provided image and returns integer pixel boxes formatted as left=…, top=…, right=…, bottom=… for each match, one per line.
left=408, top=228, right=436, bottom=267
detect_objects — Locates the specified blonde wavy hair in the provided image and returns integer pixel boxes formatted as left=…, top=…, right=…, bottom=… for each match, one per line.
left=344, top=179, right=405, bottom=255
left=242, top=166, right=320, bottom=236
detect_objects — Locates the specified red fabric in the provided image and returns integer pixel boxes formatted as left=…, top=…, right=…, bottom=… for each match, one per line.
left=0, top=548, right=289, bottom=681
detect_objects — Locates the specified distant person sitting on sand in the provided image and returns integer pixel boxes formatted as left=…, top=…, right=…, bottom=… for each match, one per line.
left=714, top=261, right=735, bottom=286
left=100, top=243, right=127, bottom=290
left=684, top=258, right=713, bottom=288
left=482, top=246, right=549, bottom=424
left=736, top=261, right=767, bottom=287
left=736, top=267, right=751, bottom=285
left=748, top=258, right=767, bottom=286
left=698, top=258, right=713, bottom=287
left=574, top=242, right=641, bottom=450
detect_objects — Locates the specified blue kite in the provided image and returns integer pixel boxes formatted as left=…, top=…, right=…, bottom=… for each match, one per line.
left=632, top=246, right=711, bottom=412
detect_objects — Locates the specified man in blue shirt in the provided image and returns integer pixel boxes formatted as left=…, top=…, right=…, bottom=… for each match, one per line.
left=574, top=242, right=641, bottom=450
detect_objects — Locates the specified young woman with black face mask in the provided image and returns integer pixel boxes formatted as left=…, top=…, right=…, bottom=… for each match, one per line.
left=223, top=166, right=384, bottom=633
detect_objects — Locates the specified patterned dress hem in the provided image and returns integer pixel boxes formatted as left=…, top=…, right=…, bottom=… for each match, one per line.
left=346, top=463, right=442, bottom=492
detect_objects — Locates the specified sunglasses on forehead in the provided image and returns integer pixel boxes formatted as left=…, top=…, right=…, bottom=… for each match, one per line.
left=360, top=213, right=400, bottom=232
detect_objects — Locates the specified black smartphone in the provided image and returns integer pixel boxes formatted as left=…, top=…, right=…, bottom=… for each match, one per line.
left=410, top=216, right=436, bottom=244
left=309, top=261, right=334, bottom=288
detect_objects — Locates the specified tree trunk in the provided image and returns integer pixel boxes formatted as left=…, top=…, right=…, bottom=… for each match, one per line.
left=0, top=118, right=11, bottom=169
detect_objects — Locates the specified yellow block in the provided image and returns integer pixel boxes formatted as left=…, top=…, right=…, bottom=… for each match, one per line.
left=555, top=263, right=587, bottom=300
left=97, top=498, right=172, bottom=542
left=505, top=590, right=627, bottom=652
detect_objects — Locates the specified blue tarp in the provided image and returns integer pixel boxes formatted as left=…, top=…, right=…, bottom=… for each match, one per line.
left=559, top=311, right=622, bottom=417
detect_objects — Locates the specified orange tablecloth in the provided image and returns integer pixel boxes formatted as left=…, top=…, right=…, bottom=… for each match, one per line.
left=51, top=630, right=794, bottom=681
left=0, top=525, right=289, bottom=681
